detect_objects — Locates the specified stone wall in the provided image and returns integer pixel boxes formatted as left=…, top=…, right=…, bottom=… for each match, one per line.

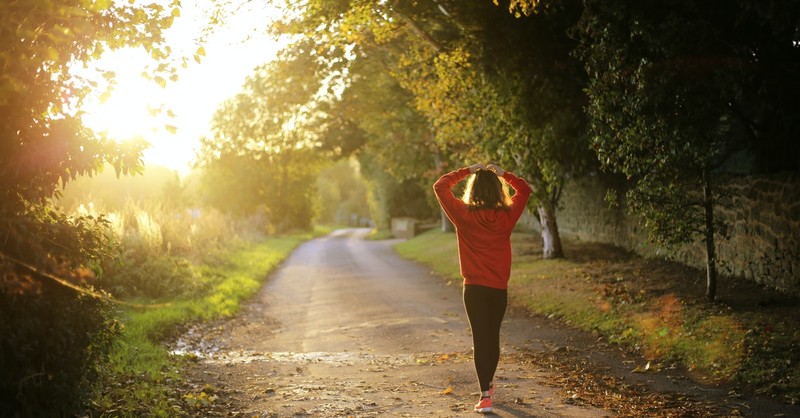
left=553, top=173, right=800, bottom=295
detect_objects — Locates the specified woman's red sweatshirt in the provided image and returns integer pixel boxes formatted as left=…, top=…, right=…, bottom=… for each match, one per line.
left=433, top=168, right=532, bottom=290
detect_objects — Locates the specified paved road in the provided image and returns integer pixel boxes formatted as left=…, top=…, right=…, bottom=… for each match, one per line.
left=177, top=228, right=799, bottom=417
left=178, top=228, right=612, bottom=417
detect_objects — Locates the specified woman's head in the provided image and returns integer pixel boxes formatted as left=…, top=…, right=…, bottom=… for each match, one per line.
left=462, top=169, right=512, bottom=211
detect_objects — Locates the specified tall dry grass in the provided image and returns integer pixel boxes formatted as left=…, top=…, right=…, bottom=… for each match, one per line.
left=75, top=199, right=250, bottom=299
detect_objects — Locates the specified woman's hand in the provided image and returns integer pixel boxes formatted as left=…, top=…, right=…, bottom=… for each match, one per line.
left=487, top=164, right=504, bottom=176
left=468, top=163, right=486, bottom=173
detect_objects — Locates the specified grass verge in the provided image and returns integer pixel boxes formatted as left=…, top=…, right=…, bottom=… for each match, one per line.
left=394, top=228, right=800, bottom=405
left=90, top=230, right=323, bottom=417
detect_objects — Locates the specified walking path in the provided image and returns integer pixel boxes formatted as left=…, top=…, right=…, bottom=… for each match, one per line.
left=174, top=228, right=799, bottom=417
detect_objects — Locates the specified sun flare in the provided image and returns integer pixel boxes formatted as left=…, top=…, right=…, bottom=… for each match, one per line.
left=82, top=68, right=166, bottom=142
left=78, top=0, right=286, bottom=175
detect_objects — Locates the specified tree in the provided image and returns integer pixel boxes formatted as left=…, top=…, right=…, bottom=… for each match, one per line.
left=575, top=0, right=800, bottom=299
left=272, top=0, right=594, bottom=258
left=1, top=0, right=181, bottom=286
left=268, top=6, right=446, bottom=232
left=0, top=0, right=179, bottom=414
left=315, top=159, right=371, bottom=226
left=336, top=45, right=442, bottom=230
left=393, top=0, right=593, bottom=258
left=197, top=50, right=325, bottom=232
left=199, top=148, right=319, bottom=232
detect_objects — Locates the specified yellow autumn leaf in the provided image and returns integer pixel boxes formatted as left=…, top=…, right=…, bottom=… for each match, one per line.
left=441, top=386, right=453, bottom=395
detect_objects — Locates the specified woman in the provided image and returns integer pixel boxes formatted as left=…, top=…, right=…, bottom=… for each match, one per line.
left=433, top=163, right=531, bottom=414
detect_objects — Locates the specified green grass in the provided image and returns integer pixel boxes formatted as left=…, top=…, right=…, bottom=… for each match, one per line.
left=93, top=231, right=318, bottom=416
left=394, top=229, right=800, bottom=400
left=366, top=228, right=396, bottom=240
left=392, top=227, right=460, bottom=280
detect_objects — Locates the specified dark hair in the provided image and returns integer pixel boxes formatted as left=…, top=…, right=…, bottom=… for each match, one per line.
left=462, top=169, right=512, bottom=210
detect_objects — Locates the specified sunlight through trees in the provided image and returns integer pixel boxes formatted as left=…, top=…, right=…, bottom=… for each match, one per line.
left=2, top=0, right=799, bottom=414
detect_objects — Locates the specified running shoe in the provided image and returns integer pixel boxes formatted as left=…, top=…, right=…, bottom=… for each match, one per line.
left=474, top=397, right=493, bottom=413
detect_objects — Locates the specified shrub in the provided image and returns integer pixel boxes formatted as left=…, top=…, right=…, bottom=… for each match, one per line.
left=0, top=282, right=121, bottom=416
left=0, top=201, right=122, bottom=417
left=101, top=254, right=202, bottom=300
left=81, top=200, right=242, bottom=300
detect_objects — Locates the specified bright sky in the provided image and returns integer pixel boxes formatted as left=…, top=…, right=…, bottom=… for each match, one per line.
left=80, top=0, right=286, bottom=175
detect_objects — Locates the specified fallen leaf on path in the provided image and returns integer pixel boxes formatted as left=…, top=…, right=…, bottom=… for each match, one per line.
left=632, top=361, right=651, bottom=373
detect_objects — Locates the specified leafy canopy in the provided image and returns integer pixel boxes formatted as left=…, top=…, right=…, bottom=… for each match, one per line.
left=1, top=0, right=181, bottom=288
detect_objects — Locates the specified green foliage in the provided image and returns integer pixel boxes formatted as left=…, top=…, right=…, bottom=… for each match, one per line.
left=0, top=0, right=178, bottom=207
left=393, top=229, right=461, bottom=282
left=69, top=198, right=311, bottom=416
left=92, top=235, right=310, bottom=416
left=0, top=203, right=122, bottom=416
left=0, top=1, right=177, bottom=413
left=576, top=0, right=800, bottom=247
left=571, top=0, right=800, bottom=297
left=197, top=54, right=327, bottom=232
left=330, top=45, right=442, bottom=229
left=392, top=1, right=593, bottom=198
left=105, top=255, right=199, bottom=300
left=68, top=197, right=240, bottom=299
left=315, top=159, right=371, bottom=226
left=358, top=155, right=439, bottom=231
left=342, top=48, right=439, bottom=180
left=1, top=204, right=116, bottom=276
left=271, top=0, right=595, bottom=257
left=578, top=2, right=723, bottom=193
left=0, top=0, right=182, bottom=301
left=1, top=284, right=121, bottom=416
left=198, top=151, right=319, bottom=233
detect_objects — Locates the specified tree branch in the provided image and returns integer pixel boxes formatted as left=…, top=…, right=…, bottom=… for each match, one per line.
left=390, top=6, right=446, bottom=54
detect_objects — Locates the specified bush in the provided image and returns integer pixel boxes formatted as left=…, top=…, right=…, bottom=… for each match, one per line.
left=80, top=200, right=242, bottom=300
left=102, top=254, right=202, bottom=299
left=0, top=282, right=121, bottom=417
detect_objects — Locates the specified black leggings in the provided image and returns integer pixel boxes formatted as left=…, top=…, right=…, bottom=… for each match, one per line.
left=463, top=284, right=508, bottom=392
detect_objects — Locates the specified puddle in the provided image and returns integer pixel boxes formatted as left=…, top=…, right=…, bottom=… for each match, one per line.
left=171, top=337, right=222, bottom=358
left=172, top=342, right=415, bottom=366
left=171, top=323, right=418, bottom=367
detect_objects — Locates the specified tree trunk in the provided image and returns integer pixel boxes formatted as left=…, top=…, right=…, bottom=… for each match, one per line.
left=441, top=210, right=455, bottom=232
left=537, top=202, right=563, bottom=259
left=702, top=168, right=717, bottom=301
